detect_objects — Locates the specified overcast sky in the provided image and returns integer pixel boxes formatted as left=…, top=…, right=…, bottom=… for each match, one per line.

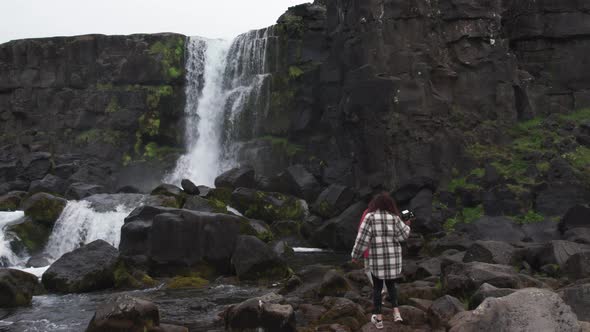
left=0, top=0, right=309, bottom=44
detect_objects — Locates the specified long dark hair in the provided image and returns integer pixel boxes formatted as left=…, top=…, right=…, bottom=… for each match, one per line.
left=367, top=192, right=400, bottom=216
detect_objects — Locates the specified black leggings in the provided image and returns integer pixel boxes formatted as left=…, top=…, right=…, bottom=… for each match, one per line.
left=371, top=273, right=398, bottom=314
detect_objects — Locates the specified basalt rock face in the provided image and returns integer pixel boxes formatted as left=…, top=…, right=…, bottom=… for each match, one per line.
left=231, top=0, right=590, bottom=222
left=0, top=33, right=186, bottom=192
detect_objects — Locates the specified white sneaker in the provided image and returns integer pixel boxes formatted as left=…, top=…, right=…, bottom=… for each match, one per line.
left=371, top=314, right=384, bottom=329
left=394, top=311, right=403, bottom=323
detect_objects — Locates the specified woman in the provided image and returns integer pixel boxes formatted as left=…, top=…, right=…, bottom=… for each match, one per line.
left=351, top=192, right=411, bottom=329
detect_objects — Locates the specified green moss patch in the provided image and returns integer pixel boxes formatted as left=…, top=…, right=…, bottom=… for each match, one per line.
left=113, top=261, right=157, bottom=289
left=149, top=37, right=185, bottom=80
left=512, top=210, right=545, bottom=224
left=444, top=205, right=484, bottom=231
left=166, top=276, right=209, bottom=289
left=260, top=136, right=304, bottom=157
left=75, top=129, right=124, bottom=146
left=7, top=220, right=52, bottom=254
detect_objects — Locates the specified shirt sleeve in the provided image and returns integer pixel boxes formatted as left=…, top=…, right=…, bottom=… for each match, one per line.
left=393, top=216, right=411, bottom=242
left=351, top=213, right=373, bottom=260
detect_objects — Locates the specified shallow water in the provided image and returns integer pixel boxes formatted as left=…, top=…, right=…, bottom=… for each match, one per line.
left=0, top=251, right=350, bottom=332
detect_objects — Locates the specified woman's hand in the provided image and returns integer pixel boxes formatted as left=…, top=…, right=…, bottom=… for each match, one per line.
left=404, top=218, right=415, bottom=226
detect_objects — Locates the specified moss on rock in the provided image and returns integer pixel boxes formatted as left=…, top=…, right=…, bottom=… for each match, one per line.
left=21, top=193, right=66, bottom=226
left=7, top=219, right=53, bottom=254
left=166, top=276, right=209, bottom=289
left=113, top=261, right=157, bottom=289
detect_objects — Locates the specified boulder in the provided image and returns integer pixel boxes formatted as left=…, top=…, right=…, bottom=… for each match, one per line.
left=277, top=164, right=321, bottom=202
left=318, top=270, right=352, bottom=297
left=42, top=240, right=119, bottom=293
left=224, top=293, right=295, bottom=332
left=21, top=192, right=67, bottom=226
left=150, top=184, right=184, bottom=208
left=469, top=283, right=516, bottom=309
left=559, top=283, right=590, bottom=322
left=559, top=205, right=590, bottom=233
left=65, top=183, right=105, bottom=200
left=28, top=174, right=67, bottom=195
left=409, top=188, right=440, bottom=234
left=231, top=235, right=289, bottom=281
left=563, top=228, right=590, bottom=245
left=86, top=294, right=160, bottom=332
left=449, top=288, right=580, bottom=332
left=535, top=240, right=590, bottom=269
left=311, top=184, right=355, bottom=219
left=442, top=262, right=538, bottom=298
left=0, top=191, right=26, bottom=211
left=311, top=201, right=367, bottom=251
left=182, top=196, right=224, bottom=213
left=429, top=233, right=474, bottom=252
left=428, top=295, right=465, bottom=329
left=564, top=252, right=590, bottom=280
left=230, top=187, right=306, bottom=223
left=0, top=268, right=39, bottom=307
left=463, top=240, right=518, bottom=265
left=398, top=280, right=441, bottom=303
left=7, top=217, right=53, bottom=254
left=214, top=166, right=256, bottom=190
left=26, top=253, right=52, bottom=268
left=535, top=182, right=590, bottom=217
left=522, top=220, right=560, bottom=243
left=456, top=216, right=525, bottom=242
left=180, top=179, right=199, bottom=195
left=318, top=297, right=368, bottom=331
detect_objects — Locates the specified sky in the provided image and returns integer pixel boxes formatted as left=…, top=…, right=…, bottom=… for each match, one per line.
left=0, top=0, right=310, bottom=44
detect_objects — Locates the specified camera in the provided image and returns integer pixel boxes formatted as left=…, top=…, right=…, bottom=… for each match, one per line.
left=400, top=209, right=415, bottom=221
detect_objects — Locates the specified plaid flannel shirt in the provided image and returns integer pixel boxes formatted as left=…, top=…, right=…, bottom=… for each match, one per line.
left=351, top=210, right=411, bottom=280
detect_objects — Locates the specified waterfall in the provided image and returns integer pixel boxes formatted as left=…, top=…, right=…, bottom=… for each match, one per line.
left=166, top=28, right=275, bottom=187
left=43, top=201, right=133, bottom=260
left=0, top=211, right=26, bottom=267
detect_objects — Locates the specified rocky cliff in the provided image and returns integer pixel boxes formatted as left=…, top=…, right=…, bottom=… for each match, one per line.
left=0, top=33, right=186, bottom=193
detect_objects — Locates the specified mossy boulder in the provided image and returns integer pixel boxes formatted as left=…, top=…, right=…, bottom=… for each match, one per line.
left=230, top=188, right=306, bottom=223
left=0, top=268, right=39, bottom=307
left=183, top=196, right=227, bottom=214
left=150, top=184, right=185, bottom=208
left=7, top=217, right=52, bottom=254
left=113, top=261, right=157, bottom=289
left=86, top=294, right=161, bottom=332
left=214, top=166, right=256, bottom=190
left=318, top=270, right=352, bottom=297
left=311, top=184, right=355, bottom=219
left=21, top=192, right=67, bottom=226
left=0, top=191, right=26, bottom=211
left=166, top=275, right=209, bottom=289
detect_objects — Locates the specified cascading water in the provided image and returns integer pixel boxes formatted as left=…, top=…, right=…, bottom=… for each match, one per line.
left=166, top=29, right=275, bottom=186
left=0, top=211, right=26, bottom=267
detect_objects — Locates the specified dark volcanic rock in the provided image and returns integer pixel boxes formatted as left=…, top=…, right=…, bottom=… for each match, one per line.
left=65, top=183, right=105, bottom=200
left=564, top=252, right=590, bottom=280
left=276, top=164, right=321, bottom=202
left=231, top=235, right=289, bottom=281
left=449, top=288, right=580, bottom=332
left=469, top=283, right=516, bottom=310
left=559, top=283, right=590, bottom=322
left=214, top=166, right=256, bottom=190
left=6, top=217, right=53, bottom=254
left=428, top=295, right=465, bottom=329
left=318, top=269, right=352, bottom=297
left=456, top=216, right=525, bottom=242
left=180, top=179, right=199, bottom=195
left=0, top=268, right=39, bottom=307
left=535, top=240, right=590, bottom=269
left=86, top=294, right=160, bottom=332
left=463, top=241, right=518, bottom=265
left=150, top=184, right=185, bottom=207
left=559, top=205, right=590, bottom=233
left=42, top=240, right=119, bottom=293
left=311, top=184, right=355, bottom=219
left=28, top=174, right=67, bottom=196
left=21, top=193, right=66, bottom=226
left=0, top=191, right=26, bottom=211
left=230, top=187, right=306, bottom=223
left=224, top=293, right=295, bottom=332
left=311, top=201, right=367, bottom=251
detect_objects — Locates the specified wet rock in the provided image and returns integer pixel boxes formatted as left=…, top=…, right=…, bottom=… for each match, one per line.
left=231, top=235, right=289, bottom=281
left=21, top=192, right=67, bottom=226
left=470, top=283, right=516, bottom=309
left=564, top=252, right=590, bottom=281
left=182, top=196, right=223, bottom=213
left=463, top=240, right=518, bottom=265
left=318, top=270, right=352, bottom=297
left=117, top=185, right=141, bottom=194
left=559, top=204, right=590, bottom=233
left=150, top=184, right=185, bottom=208
left=180, top=179, right=199, bottom=195
left=400, top=305, right=429, bottom=326
left=559, top=283, right=590, bottom=322
left=0, top=191, right=26, bottom=211
left=449, top=288, right=580, bottom=332
left=318, top=297, right=367, bottom=331
left=456, top=216, right=525, bottom=242
left=215, top=166, right=256, bottom=190
left=0, top=268, right=39, bottom=307
left=311, top=201, right=367, bottom=251
left=65, top=183, right=105, bottom=200
left=26, top=253, right=52, bottom=268
left=224, top=292, right=295, bottom=332
left=276, top=164, right=321, bottom=202
left=311, top=184, right=355, bottom=219
left=428, top=295, right=465, bottom=329
left=230, top=187, right=306, bottom=223
left=42, top=240, right=118, bottom=293
left=86, top=294, right=160, bottom=332
left=28, top=174, right=67, bottom=196
left=7, top=216, right=53, bottom=254
left=442, top=262, right=538, bottom=298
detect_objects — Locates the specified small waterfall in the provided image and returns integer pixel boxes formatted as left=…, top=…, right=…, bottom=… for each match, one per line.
left=166, top=28, right=275, bottom=186
left=43, top=201, right=133, bottom=260
left=0, top=211, right=26, bottom=267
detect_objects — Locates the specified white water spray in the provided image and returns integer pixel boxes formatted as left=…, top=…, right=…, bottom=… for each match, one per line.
left=0, top=211, right=26, bottom=267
